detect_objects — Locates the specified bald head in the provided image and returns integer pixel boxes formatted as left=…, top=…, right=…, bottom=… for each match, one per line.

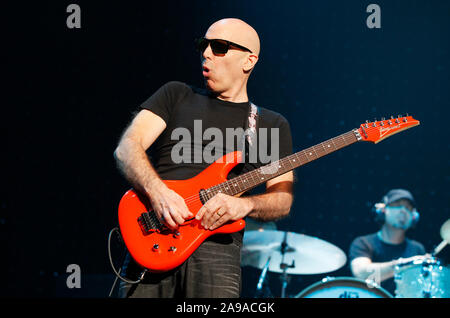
left=205, top=18, right=260, bottom=56
left=200, top=18, right=260, bottom=101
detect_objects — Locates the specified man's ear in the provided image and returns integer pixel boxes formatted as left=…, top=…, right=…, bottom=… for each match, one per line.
left=243, top=54, right=258, bottom=72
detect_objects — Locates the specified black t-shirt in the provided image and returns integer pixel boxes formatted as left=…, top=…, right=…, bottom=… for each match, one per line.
left=140, top=81, right=293, bottom=182
left=139, top=81, right=293, bottom=241
left=348, top=232, right=426, bottom=295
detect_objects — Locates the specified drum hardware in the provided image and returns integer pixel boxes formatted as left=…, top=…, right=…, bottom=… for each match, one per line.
left=241, top=229, right=347, bottom=297
left=255, top=256, right=272, bottom=298
left=244, top=218, right=450, bottom=298
left=279, top=231, right=295, bottom=298
left=364, top=278, right=383, bottom=290
left=420, top=258, right=439, bottom=298
left=420, top=262, right=432, bottom=298
left=241, top=230, right=347, bottom=275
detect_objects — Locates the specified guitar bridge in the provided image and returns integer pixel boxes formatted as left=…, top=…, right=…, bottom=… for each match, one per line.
left=138, top=211, right=163, bottom=235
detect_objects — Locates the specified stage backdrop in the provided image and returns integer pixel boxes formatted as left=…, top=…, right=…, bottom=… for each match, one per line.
left=3, top=0, right=449, bottom=297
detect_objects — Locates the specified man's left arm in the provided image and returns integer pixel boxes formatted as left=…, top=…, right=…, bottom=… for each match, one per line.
left=196, top=171, right=294, bottom=230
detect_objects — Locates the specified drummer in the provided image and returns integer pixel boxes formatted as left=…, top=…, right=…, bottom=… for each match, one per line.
left=348, top=189, right=428, bottom=295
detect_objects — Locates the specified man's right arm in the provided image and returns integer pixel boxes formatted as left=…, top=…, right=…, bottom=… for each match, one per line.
left=350, top=254, right=430, bottom=283
left=114, top=109, right=192, bottom=229
left=350, top=257, right=398, bottom=282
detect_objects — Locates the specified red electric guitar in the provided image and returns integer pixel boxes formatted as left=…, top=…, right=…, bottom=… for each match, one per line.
left=118, top=115, right=420, bottom=272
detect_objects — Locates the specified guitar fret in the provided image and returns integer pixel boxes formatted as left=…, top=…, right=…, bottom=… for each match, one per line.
left=238, top=174, right=246, bottom=192
left=312, top=145, right=319, bottom=158
left=298, top=152, right=306, bottom=166
left=304, top=149, right=313, bottom=161
left=330, top=138, right=337, bottom=151
left=320, top=142, right=329, bottom=155
left=202, top=129, right=360, bottom=200
left=316, top=144, right=323, bottom=156
left=340, top=134, right=347, bottom=146
left=282, top=157, right=291, bottom=171
left=297, top=151, right=308, bottom=165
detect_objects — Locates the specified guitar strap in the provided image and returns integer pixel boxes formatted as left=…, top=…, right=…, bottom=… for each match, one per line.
left=241, top=102, right=259, bottom=161
left=246, top=102, right=259, bottom=146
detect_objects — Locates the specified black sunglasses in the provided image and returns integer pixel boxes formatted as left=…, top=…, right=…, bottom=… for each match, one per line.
left=195, top=37, right=252, bottom=55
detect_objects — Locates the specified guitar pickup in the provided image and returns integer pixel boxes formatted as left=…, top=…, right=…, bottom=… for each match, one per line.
left=138, top=211, right=163, bottom=235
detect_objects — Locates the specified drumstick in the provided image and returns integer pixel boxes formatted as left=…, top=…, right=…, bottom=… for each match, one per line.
left=433, top=240, right=448, bottom=256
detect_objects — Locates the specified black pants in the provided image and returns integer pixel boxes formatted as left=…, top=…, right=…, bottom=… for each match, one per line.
left=118, top=233, right=242, bottom=298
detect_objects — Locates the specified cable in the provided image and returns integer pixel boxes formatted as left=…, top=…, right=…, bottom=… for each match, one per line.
left=107, top=227, right=147, bottom=294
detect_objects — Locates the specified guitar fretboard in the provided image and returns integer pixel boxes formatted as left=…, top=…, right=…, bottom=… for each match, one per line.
left=201, top=130, right=359, bottom=201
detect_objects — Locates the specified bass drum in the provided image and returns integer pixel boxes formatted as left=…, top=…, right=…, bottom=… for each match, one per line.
left=295, top=277, right=393, bottom=298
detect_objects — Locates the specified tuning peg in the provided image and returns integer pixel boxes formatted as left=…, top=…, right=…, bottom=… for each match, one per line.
left=365, top=120, right=369, bottom=128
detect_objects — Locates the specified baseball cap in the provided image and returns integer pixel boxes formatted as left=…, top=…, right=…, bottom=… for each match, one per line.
left=384, top=189, right=416, bottom=206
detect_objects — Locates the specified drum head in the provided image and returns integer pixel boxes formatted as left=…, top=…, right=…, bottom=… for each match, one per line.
left=394, top=259, right=450, bottom=298
left=295, top=277, right=393, bottom=298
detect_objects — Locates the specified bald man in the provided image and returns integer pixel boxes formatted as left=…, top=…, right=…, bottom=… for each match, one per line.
left=114, top=18, right=294, bottom=298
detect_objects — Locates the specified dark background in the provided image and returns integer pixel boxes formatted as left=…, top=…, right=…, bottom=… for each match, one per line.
left=3, top=0, right=449, bottom=298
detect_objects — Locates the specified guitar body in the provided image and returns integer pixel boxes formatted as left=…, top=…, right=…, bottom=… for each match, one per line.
left=117, top=115, right=420, bottom=273
left=118, top=151, right=246, bottom=272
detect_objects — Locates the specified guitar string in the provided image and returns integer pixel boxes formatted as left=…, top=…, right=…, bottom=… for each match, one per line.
left=158, top=118, right=413, bottom=209
left=180, top=130, right=359, bottom=207
left=140, top=119, right=414, bottom=231
left=179, top=130, right=358, bottom=207
left=180, top=130, right=358, bottom=208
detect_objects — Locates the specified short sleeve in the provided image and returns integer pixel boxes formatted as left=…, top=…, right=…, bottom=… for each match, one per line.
left=417, top=243, right=426, bottom=255
left=276, top=113, right=293, bottom=160
left=139, top=81, right=190, bottom=124
left=410, top=240, right=426, bottom=255
left=349, top=236, right=373, bottom=261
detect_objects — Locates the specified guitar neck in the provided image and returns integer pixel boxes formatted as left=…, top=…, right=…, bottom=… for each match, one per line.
left=202, top=129, right=360, bottom=200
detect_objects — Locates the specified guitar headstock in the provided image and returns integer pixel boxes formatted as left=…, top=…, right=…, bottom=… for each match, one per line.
left=357, top=115, right=420, bottom=143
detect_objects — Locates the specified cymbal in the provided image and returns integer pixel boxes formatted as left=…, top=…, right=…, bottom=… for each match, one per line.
left=440, top=218, right=450, bottom=242
left=241, top=230, right=347, bottom=275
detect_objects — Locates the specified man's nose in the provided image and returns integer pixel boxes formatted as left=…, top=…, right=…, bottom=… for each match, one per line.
left=400, top=208, right=412, bottom=218
left=202, top=43, right=213, bottom=59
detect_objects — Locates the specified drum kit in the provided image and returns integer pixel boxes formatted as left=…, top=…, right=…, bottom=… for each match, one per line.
left=241, top=218, right=450, bottom=298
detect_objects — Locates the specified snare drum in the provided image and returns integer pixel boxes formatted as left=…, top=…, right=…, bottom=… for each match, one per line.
left=394, top=257, right=450, bottom=298
left=295, top=277, right=393, bottom=298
